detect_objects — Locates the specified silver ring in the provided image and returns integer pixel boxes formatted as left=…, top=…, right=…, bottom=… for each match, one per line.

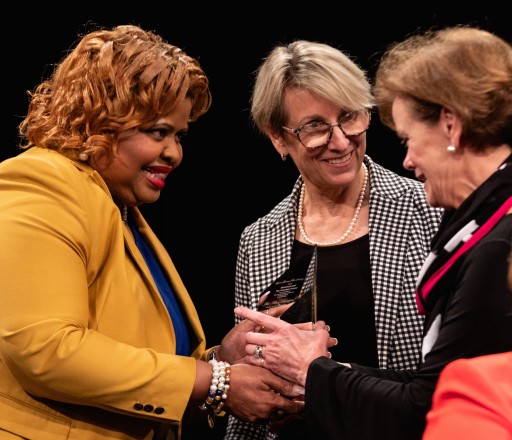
left=253, top=345, right=264, bottom=360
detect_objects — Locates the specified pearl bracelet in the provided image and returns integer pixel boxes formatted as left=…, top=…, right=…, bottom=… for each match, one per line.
left=199, top=359, right=231, bottom=428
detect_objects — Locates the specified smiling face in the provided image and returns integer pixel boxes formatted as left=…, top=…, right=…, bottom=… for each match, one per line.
left=273, top=87, right=367, bottom=194
left=92, top=99, right=192, bottom=207
left=392, top=96, right=458, bottom=209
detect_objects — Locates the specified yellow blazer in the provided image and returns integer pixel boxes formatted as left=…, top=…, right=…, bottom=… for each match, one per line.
left=0, top=147, right=211, bottom=439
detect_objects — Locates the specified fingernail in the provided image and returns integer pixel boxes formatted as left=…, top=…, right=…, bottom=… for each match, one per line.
left=292, top=385, right=305, bottom=395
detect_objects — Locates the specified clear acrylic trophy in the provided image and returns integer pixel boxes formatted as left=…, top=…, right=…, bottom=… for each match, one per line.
left=257, top=246, right=317, bottom=324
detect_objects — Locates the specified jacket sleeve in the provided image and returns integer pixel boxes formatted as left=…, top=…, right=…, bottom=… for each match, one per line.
left=423, top=353, right=512, bottom=440
left=305, top=358, right=426, bottom=440
left=305, top=222, right=512, bottom=440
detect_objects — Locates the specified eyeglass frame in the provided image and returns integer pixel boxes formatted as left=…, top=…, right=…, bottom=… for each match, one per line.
left=281, top=109, right=372, bottom=150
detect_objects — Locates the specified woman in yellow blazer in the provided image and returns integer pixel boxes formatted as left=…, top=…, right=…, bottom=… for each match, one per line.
left=0, top=25, right=305, bottom=440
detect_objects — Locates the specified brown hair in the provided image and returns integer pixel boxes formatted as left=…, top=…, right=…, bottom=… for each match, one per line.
left=374, top=26, right=512, bottom=151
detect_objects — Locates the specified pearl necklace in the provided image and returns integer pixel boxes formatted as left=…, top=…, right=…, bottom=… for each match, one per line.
left=298, top=163, right=368, bottom=247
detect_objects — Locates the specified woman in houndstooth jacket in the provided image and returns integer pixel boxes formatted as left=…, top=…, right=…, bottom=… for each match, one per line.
left=223, top=40, right=442, bottom=440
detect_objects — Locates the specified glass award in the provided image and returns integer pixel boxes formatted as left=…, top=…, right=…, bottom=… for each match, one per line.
left=257, top=246, right=317, bottom=324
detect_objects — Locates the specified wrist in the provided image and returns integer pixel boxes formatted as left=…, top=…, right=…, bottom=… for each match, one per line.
left=198, top=359, right=231, bottom=428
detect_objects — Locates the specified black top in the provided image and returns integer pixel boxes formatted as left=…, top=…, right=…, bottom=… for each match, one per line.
left=277, top=236, right=377, bottom=440
left=292, top=237, right=378, bottom=367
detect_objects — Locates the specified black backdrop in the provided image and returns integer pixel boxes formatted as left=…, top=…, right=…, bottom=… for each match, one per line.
left=5, top=3, right=510, bottom=438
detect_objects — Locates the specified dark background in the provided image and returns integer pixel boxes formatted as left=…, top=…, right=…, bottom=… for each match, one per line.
left=6, top=4, right=510, bottom=438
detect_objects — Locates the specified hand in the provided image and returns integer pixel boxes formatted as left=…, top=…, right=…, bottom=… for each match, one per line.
left=224, top=364, right=305, bottom=423
left=218, top=304, right=291, bottom=364
left=217, top=317, right=260, bottom=364
left=234, top=306, right=337, bottom=386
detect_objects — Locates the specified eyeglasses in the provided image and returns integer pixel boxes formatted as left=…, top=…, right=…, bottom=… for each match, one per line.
left=282, top=110, right=371, bottom=150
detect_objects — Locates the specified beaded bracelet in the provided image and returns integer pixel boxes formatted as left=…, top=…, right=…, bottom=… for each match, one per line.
left=199, top=358, right=231, bottom=428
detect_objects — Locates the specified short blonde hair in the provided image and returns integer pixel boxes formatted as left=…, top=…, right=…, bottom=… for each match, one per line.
left=251, top=40, right=375, bottom=136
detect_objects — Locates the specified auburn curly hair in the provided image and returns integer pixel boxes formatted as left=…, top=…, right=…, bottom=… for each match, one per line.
left=18, top=24, right=212, bottom=161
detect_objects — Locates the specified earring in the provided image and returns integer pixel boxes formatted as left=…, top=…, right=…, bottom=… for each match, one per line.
left=281, top=152, right=287, bottom=161
left=79, top=152, right=89, bottom=161
left=447, top=145, right=456, bottom=153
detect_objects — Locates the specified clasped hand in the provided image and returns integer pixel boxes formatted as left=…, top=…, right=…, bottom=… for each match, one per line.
left=216, top=304, right=335, bottom=425
left=232, top=306, right=337, bottom=387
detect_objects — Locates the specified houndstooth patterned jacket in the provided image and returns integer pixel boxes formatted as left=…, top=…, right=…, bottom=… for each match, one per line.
left=224, top=155, right=443, bottom=440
